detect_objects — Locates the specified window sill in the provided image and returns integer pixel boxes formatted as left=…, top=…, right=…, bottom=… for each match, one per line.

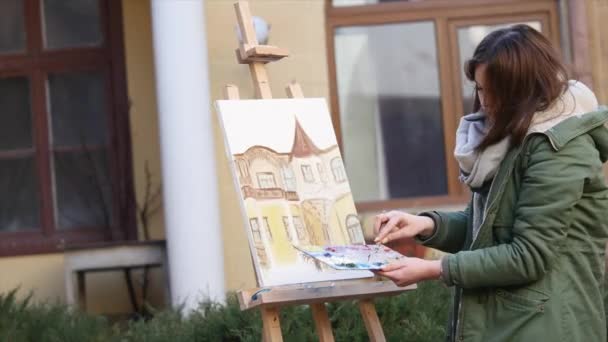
left=0, top=228, right=136, bottom=258
left=355, top=194, right=469, bottom=214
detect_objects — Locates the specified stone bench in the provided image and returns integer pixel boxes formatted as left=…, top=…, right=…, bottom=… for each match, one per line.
left=64, top=240, right=169, bottom=312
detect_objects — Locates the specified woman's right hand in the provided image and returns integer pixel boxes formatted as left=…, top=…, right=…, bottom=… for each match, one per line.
left=373, top=211, right=435, bottom=245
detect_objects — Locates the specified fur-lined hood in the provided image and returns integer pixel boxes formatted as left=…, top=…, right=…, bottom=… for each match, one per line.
left=528, top=80, right=600, bottom=134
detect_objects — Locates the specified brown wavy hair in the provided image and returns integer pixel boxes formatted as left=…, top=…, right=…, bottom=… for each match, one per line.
left=465, top=24, right=568, bottom=150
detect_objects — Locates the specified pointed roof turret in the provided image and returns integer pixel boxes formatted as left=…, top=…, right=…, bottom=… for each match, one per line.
left=291, top=118, right=322, bottom=158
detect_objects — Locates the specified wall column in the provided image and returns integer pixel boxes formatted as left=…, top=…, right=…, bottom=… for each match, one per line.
left=150, top=0, right=225, bottom=310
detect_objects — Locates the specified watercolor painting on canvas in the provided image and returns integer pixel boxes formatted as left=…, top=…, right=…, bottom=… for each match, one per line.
left=216, top=98, right=372, bottom=286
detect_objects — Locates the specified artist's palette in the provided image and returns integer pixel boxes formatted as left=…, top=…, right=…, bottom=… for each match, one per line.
left=294, top=244, right=404, bottom=270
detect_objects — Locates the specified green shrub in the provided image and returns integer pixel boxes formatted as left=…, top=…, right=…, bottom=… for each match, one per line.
left=0, top=281, right=450, bottom=341
left=328, top=281, right=450, bottom=342
left=0, top=289, right=113, bottom=342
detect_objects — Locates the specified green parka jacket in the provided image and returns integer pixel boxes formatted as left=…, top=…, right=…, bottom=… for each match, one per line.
left=421, top=108, right=608, bottom=342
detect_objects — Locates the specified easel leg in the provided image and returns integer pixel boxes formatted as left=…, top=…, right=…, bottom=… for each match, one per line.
left=358, top=299, right=386, bottom=342
left=310, top=303, right=335, bottom=342
left=261, top=307, right=283, bottom=342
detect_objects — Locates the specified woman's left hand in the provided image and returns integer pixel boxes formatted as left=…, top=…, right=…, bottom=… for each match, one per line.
left=374, top=258, right=442, bottom=287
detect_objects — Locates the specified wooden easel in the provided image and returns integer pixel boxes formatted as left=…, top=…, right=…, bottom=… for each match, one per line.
left=223, top=2, right=416, bottom=341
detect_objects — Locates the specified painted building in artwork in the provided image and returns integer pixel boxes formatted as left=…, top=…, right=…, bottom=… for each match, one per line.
left=234, top=118, right=364, bottom=271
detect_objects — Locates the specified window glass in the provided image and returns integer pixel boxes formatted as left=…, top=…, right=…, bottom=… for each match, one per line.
left=263, top=217, right=272, bottom=241
left=42, top=0, right=103, bottom=49
left=257, top=172, right=276, bottom=189
left=281, top=167, right=296, bottom=191
left=330, top=157, right=346, bottom=183
left=345, top=215, right=364, bottom=243
left=334, top=20, right=447, bottom=201
left=0, top=76, right=39, bottom=232
left=0, top=0, right=26, bottom=54
left=282, top=216, right=293, bottom=241
left=249, top=218, right=262, bottom=243
left=0, top=77, right=32, bottom=150
left=48, top=71, right=108, bottom=147
left=54, top=150, right=111, bottom=229
left=301, top=165, right=314, bottom=183
left=0, top=158, right=40, bottom=231
left=293, top=216, right=307, bottom=240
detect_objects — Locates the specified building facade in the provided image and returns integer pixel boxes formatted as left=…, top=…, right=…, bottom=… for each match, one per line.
left=0, top=0, right=606, bottom=314
left=236, top=119, right=363, bottom=273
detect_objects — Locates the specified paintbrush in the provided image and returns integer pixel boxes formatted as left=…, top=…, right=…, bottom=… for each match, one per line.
left=368, top=221, right=388, bottom=264
left=374, top=221, right=389, bottom=245
left=367, top=243, right=382, bottom=264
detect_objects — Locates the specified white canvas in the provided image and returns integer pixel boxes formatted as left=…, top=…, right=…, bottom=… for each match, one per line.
left=216, top=98, right=373, bottom=287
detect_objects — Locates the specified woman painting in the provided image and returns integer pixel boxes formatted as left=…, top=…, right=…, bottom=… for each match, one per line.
left=373, top=24, right=608, bottom=341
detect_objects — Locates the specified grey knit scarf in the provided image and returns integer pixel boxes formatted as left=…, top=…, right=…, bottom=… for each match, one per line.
left=454, top=113, right=510, bottom=190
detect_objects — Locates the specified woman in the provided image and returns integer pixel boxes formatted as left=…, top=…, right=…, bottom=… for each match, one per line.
left=373, top=24, right=608, bottom=341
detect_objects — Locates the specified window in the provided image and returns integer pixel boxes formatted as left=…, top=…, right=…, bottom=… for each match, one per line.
left=281, top=167, right=296, bottom=191
left=293, top=216, right=307, bottom=241
left=317, top=162, right=328, bottom=183
left=327, top=0, right=561, bottom=210
left=262, top=217, right=273, bottom=242
left=238, top=160, right=249, bottom=179
left=323, top=224, right=331, bottom=243
left=330, top=157, right=346, bottom=183
left=0, top=0, right=133, bottom=256
left=346, top=214, right=364, bottom=243
left=257, top=172, right=276, bottom=189
left=301, top=164, right=314, bottom=183
left=282, top=216, right=293, bottom=241
left=332, top=0, right=374, bottom=6
left=249, top=218, right=262, bottom=244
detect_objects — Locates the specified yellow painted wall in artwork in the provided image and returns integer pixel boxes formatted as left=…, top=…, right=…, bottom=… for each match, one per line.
left=261, top=203, right=297, bottom=265
left=244, top=199, right=303, bottom=267
left=328, top=210, right=347, bottom=244
left=300, top=202, right=324, bottom=245
left=330, top=194, right=361, bottom=244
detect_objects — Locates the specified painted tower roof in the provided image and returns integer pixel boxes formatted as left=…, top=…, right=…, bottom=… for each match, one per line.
left=290, top=119, right=322, bottom=158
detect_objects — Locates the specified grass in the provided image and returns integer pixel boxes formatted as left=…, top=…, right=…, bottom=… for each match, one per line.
left=0, top=281, right=450, bottom=341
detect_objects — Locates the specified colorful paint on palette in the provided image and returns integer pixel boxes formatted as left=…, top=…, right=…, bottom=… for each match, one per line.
left=294, top=244, right=403, bottom=270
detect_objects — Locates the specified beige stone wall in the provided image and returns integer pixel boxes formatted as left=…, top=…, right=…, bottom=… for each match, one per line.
left=587, top=0, right=608, bottom=105
left=0, top=250, right=165, bottom=315
left=124, top=0, right=166, bottom=241
left=586, top=0, right=608, bottom=178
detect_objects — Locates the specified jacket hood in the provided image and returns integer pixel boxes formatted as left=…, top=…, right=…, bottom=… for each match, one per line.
left=528, top=80, right=599, bottom=134
left=527, top=80, right=608, bottom=161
